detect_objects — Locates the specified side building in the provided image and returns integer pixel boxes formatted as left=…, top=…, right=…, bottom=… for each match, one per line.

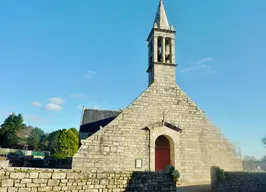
left=79, top=108, right=120, bottom=141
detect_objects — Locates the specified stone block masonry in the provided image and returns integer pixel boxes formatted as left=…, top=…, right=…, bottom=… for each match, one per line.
left=0, top=168, right=176, bottom=192
left=0, top=161, right=9, bottom=168
left=211, top=167, right=266, bottom=192
left=73, top=0, right=242, bottom=184
left=73, top=82, right=243, bottom=183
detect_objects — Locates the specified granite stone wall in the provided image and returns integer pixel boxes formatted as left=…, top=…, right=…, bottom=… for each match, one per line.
left=0, top=168, right=176, bottom=192
left=0, top=161, right=9, bottom=168
left=211, top=167, right=266, bottom=192
left=73, top=81, right=242, bottom=183
left=72, top=0, right=242, bottom=184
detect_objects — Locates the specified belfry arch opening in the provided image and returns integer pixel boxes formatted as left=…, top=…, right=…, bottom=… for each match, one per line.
left=165, top=37, right=171, bottom=63
left=157, top=36, right=163, bottom=62
left=155, top=135, right=175, bottom=171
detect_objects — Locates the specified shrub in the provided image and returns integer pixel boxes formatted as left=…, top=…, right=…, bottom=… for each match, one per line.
left=211, top=166, right=225, bottom=181
left=164, top=165, right=175, bottom=174
left=50, top=129, right=78, bottom=159
left=164, top=165, right=181, bottom=182
left=172, top=169, right=181, bottom=182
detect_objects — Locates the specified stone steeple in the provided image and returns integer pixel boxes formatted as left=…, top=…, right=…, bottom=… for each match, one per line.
left=147, top=0, right=176, bottom=86
left=153, top=0, right=170, bottom=30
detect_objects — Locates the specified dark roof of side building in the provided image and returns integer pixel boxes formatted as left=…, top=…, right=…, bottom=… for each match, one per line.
left=80, top=108, right=121, bottom=133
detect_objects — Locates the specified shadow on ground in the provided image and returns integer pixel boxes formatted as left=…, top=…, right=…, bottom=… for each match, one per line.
left=176, top=184, right=211, bottom=192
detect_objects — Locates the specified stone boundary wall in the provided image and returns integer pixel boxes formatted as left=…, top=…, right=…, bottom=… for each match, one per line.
left=211, top=166, right=266, bottom=192
left=0, top=161, right=9, bottom=168
left=0, top=168, right=176, bottom=192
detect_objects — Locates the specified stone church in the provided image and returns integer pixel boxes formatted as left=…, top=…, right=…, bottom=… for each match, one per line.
left=73, top=0, right=242, bottom=182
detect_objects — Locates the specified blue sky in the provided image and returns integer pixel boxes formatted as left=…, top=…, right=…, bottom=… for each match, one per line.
left=0, top=0, right=265, bottom=159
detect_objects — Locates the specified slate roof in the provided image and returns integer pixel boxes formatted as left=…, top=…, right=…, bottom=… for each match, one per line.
left=80, top=109, right=120, bottom=134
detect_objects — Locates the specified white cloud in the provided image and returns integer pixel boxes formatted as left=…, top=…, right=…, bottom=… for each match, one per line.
left=48, top=97, right=65, bottom=105
left=84, top=71, right=96, bottom=79
left=198, top=57, right=213, bottom=65
left=32, top=101, right=42, bottom=107
left=30, top=97, right=65, bottom=112
left=45, top=103, right=63, bottom=111
left=181, top=57, right=215, bottom=74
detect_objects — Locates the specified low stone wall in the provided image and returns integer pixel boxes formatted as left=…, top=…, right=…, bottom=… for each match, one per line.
left=0, top=161, right=9, bottom=168
left=211, top=166, right=266, bottom=192
left=0, top=168, right=176, bottom=192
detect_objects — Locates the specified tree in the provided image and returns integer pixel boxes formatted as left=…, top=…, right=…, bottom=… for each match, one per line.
left=0, top=113, right=23, bottom=148
left=243, top=155, right=257, bottom=161
left=16, top=124, right=34, bottom=148
left=28, top=127, right=48, bottom=150
left=263, top=137, right=266, bottom=147
left=16, top=124, right=34, bottom=138
left=242, top=155, right=259, bottom=171
left=47, top=130, right=60, bottom=151
left=261, top=156, right=266, bottom=162
left=51, top=129, right=78, bottom=159
left=69, top=128, right=79, bottom=138
left=39, top=134, right=49, bottom=150
left=261, top=137, right=266, bottom=163
left=27, top=128, right=45, bottom=150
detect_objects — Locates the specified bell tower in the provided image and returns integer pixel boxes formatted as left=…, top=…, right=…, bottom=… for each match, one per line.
left=147, top=0, right=176, bottom=86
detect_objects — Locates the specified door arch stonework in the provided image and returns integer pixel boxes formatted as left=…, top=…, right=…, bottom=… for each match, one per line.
left=149, top=125, right=180, bottom=171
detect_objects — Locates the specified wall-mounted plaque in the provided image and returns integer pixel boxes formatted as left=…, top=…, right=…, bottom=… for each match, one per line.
left=135, top=159, right=142, bottom=169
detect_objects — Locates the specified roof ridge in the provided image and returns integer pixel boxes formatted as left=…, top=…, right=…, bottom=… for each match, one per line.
left=83, top=108, right=120, bottom=112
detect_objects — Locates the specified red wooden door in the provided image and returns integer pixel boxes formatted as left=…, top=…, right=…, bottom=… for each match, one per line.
left=155, top=136, right=170, bottom=171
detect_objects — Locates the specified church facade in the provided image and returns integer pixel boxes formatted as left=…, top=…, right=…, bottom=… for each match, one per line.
left=73, top=0, right=242, bottom=182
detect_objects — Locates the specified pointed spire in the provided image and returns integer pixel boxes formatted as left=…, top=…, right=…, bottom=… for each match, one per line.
left=153, top=0, right=170, bottom=30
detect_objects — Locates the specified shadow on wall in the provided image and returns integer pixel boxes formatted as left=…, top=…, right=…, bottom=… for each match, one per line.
left=124, top=171, right=176, bottom=192
left=7, top=155, right=72, bottom=169
left=211, top=166, right=266, bottom=192
left=176, top=184, right=211, bottom=192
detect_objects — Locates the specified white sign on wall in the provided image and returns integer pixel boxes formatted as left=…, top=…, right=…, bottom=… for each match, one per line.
left=135, top=159, right=142, bottom=169
left=25, top=150, right=31, bottom=156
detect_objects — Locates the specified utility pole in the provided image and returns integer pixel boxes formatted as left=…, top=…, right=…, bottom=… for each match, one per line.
left=235, top=142, right=242, bottom=160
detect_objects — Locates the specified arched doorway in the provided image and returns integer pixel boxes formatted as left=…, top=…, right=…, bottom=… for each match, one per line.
left=155, top=135, right=170, bottom=171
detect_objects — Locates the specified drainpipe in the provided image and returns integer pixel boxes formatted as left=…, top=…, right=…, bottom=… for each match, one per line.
left=148, top=128, right=151, bottom=171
